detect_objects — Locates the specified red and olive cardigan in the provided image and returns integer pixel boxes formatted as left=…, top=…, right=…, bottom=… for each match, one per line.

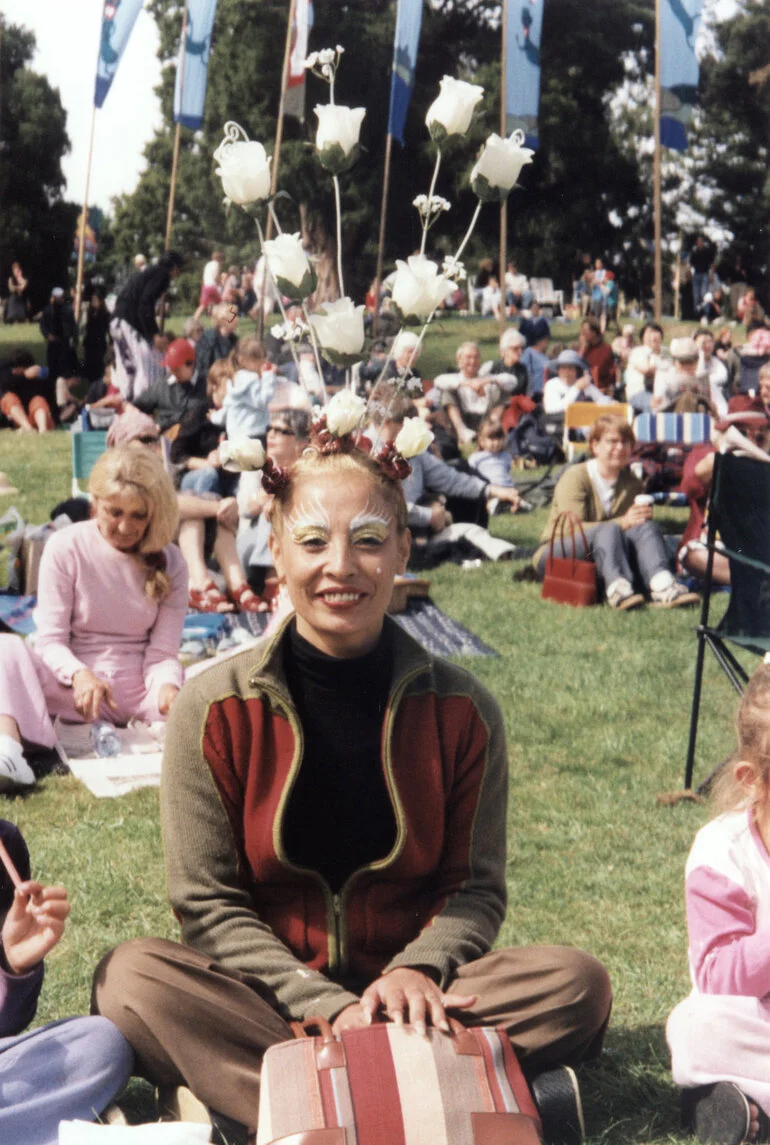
left=161, top=616, right=508, bottom=1023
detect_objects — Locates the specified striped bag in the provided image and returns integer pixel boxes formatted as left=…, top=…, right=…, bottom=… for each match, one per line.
left=256, top=1017, right=542, bottom=1145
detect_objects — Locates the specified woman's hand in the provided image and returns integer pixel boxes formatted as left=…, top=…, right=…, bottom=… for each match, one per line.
left=2, top=882, right=70, bottom=975
left=157, top=684, right=180, bottom=716
left=488, top=485, right=521, bottom=511
left=72, top=668, right=117, bottom=721
left=359, top=968, right=476, bottom=1035
left=331, top=1001, right=375, bottom=1035
left=620, top=503, right=652, bottom=530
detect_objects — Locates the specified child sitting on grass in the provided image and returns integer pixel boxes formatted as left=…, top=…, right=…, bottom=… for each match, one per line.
left=468, top=415, right=516, bottom=487
left=667, top=665, right=770, bottom=1144
left=0, top=819, right=132, bottom=1143
left=213, top=335, right=275, bottom=442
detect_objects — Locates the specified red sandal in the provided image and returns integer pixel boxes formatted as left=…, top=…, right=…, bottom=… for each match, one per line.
left=188, top=582, right=234, bottom=613
left=228, top=583, right=267, bottom=613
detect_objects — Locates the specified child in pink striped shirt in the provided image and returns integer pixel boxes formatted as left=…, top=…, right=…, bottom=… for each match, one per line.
left=668, top=665, right=770, bottom=1144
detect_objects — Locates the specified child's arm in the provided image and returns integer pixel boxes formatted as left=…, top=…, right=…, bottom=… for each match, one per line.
left=686, top=865, right=770, bottom=997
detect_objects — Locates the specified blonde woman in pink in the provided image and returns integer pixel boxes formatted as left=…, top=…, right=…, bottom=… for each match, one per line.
left=0, top=447, right=187, bottom=792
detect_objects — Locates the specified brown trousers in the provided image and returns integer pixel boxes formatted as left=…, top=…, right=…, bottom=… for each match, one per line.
left=92, top=937, right=611, bottom=1131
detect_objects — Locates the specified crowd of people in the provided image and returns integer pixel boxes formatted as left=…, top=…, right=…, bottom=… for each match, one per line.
left=1, top=246, right=770, bottom=1143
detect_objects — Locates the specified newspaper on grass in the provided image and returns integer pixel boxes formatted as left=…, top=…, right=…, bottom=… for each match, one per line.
left=59, top=1122, right=211, bottom=1142
left=54, top=718, right=165, bottom=799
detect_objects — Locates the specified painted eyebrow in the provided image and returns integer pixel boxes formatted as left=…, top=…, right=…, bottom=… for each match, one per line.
left=285, top=495, right=331, bottom=536
left=349, top=499, right=391, bottom=532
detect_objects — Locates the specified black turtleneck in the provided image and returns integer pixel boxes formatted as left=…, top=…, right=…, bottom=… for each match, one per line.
left=282, top=622, right=397, bottom=892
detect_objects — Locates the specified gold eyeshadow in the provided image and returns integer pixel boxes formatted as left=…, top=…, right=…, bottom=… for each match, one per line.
left=350, top=523, right=389, bottom=545
left=290, top=525, right=330, bottom=545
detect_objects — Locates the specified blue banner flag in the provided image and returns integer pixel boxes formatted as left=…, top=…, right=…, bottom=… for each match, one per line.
left=94, top=0, right=144, bottom=109
left=505, top=0, right=545, bottom=149
left=174, top=0, right=219, bottom=130
left=387, top=0, right=424, bottom=145
left=660, top=0, right=704, bottom=151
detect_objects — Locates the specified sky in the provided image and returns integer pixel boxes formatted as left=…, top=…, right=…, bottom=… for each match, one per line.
left=3, top=0, right=163, bottom=211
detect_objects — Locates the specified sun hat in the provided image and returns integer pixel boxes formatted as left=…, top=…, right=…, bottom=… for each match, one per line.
left=670, top=337, right=699, bottom=361
left=554, top=349, right=588, bottom=371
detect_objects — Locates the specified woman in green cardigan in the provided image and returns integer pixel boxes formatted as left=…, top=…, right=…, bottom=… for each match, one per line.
left=534, top=414, right=699, bottom=610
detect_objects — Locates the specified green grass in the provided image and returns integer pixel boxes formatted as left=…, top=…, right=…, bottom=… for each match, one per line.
left=0, top=316, right=748, bottom=1138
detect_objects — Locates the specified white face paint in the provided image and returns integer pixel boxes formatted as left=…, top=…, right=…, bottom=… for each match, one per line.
left=348, top=497, right=392, bottom=547
left=285, top=495, right=332, bottom=546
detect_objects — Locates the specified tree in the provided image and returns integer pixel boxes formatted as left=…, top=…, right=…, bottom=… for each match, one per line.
left=0, top=20, right=79, bottom=312
left=113, top=0, right=655, bottom=302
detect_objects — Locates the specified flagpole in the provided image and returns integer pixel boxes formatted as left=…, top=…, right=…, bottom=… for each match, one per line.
left=653, top=0, right=662, bottom=322
left=498, top=0, right=508, bottom=338
left=258, top=0, right=296, bottom=341
left=74, top=105, right=97, bottom=333
left=165, top=0, right=188, bottom=252
left=372, top=132, right=393, bottom=339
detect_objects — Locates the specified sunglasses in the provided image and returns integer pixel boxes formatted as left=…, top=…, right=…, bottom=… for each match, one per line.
left=137, top=434, right=160, bottom=445
left=268, top=425, right=296, bottom=436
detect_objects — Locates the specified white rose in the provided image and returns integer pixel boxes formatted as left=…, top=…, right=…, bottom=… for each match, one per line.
left=213, top=139, right=271, bottom=205
left=262, top=233, right=316, bottom=300
left=308, top=297, right=366, bottom=367
left=325, top=389, right=368, bottom=436
left=395, top=416, right=434, bottom=460
left=391, top=254, right=455, bottom=323
left=471, top=133, right=534, bottom=202
left=314, top=104, right=366, bottom=174
left=425, top=76, right=484, bottom=142
left=219, top=438, right=266, bottom=473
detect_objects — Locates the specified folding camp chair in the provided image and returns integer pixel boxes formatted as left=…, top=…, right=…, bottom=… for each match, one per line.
left=562, top=402, right=632, bottom=462
left=684, top=452, right=770, bottom=790
left=71, top=430, right=108, bottom=497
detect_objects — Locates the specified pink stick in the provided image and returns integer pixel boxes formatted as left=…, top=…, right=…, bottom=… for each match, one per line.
left=0, top=838, right=22, bottom=890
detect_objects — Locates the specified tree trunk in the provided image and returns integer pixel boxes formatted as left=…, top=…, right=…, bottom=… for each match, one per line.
left=299, top=202, right=338, bottom=305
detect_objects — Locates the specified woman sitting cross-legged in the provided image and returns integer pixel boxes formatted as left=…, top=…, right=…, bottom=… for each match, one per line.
left=533, top=414, right=700, bottom=610
left=0, top=447, right=187, bottom=792
left=92, top=400, right=612, bottom=1142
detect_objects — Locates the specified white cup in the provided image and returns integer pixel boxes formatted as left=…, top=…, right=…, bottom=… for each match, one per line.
left=634, top=494, right=654, bottom=507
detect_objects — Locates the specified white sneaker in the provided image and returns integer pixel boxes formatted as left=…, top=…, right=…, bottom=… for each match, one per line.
left=0, top=736, right=36, bottom=793
left=650, top=581, right=700, bottom=608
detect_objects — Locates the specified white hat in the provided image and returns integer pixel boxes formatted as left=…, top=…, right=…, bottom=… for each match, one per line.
left=671, top=337, right=698, bottom=361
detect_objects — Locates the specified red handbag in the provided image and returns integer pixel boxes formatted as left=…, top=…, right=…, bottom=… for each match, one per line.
left=541, top=511, right=598, bottom=608
left=257, top=1016, right=542, bottom=1145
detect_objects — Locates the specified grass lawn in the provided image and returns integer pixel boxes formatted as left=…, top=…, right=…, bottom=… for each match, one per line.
left=0, top=316, right=748, bottom=1139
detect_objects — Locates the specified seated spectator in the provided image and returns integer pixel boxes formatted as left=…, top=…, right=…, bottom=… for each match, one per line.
left=745, top=320, right=770, bottom=356
left=0, top=350, right=54, bottom=433
left=480, top=275, right=503, bottom=319
left=194, top=303, right=239, bottom=395
left=92, top=418, right=611, bottom=1141
left=612, top=324, right=637, bottom=371
left=533, top=414, right=700, bottom=610
left=182, top=317, right=204, bottom=346
left=213, top=335, right=276, bottom=443
left=0, top=819, right=133, bottom=1142
left=678, top=443, right=730, bottom=587
left=714, top=325, right=741, bottom=393
left=543, top=349, right=611, bottom=415
left=279, top=345, right=327, bottom=405
left=519, top=300, right=550, bottom=347
left=472, top=257, right=494, bottom=309
left=0, top=446, right=186, bottom=791
left=625, top=322, right=667, bottom=414
left=372, top=386, right=522, bottom=564
left=433, top=342, right=509, bottom=448
left=737, top=286, right=767, bottom=329
left=728, top=362, right=770, bottom=419
left=578, top=318, right=616, bottom=396
left=504, top=262, right=532, bottom=314
left=237, top=409, right=311, bottom=594
left=521, top=332, right=550, bottom=397
left=480, top=329, right=528, bottom=395
left=698, top=289, right=724, bottom=325
left=653, top=338, right=717, bottom=414
left=172, top=359, right=237, bottom=499
left=131, top=338, right=198, bottom=432
left=468, top=416, right=516, bottom=489
left=695, top=328, right=730, bottom=413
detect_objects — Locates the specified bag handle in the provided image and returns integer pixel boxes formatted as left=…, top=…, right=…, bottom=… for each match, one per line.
left=291, top=1016, right=336, bottom=1042
left=548, top=510, right=590, bottom=574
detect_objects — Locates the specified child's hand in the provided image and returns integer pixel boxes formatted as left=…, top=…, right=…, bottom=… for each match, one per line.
left=2, top=882, right=71, bottom=974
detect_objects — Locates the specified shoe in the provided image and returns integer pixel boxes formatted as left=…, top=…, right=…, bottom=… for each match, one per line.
left=188, top=581, right=235, bottom=614
left=0, top=737, right=36, bottom=793
left=531, top=1066, right=585, bottom=1145
left=650, top=581, right=700, bottom=608
left=681, top=1081, right=768, bottom=1145
left=606, top=578, right=645, bottom=611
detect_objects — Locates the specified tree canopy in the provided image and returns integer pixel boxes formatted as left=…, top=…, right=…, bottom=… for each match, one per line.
left=0, top=21, right=78, bottom=311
